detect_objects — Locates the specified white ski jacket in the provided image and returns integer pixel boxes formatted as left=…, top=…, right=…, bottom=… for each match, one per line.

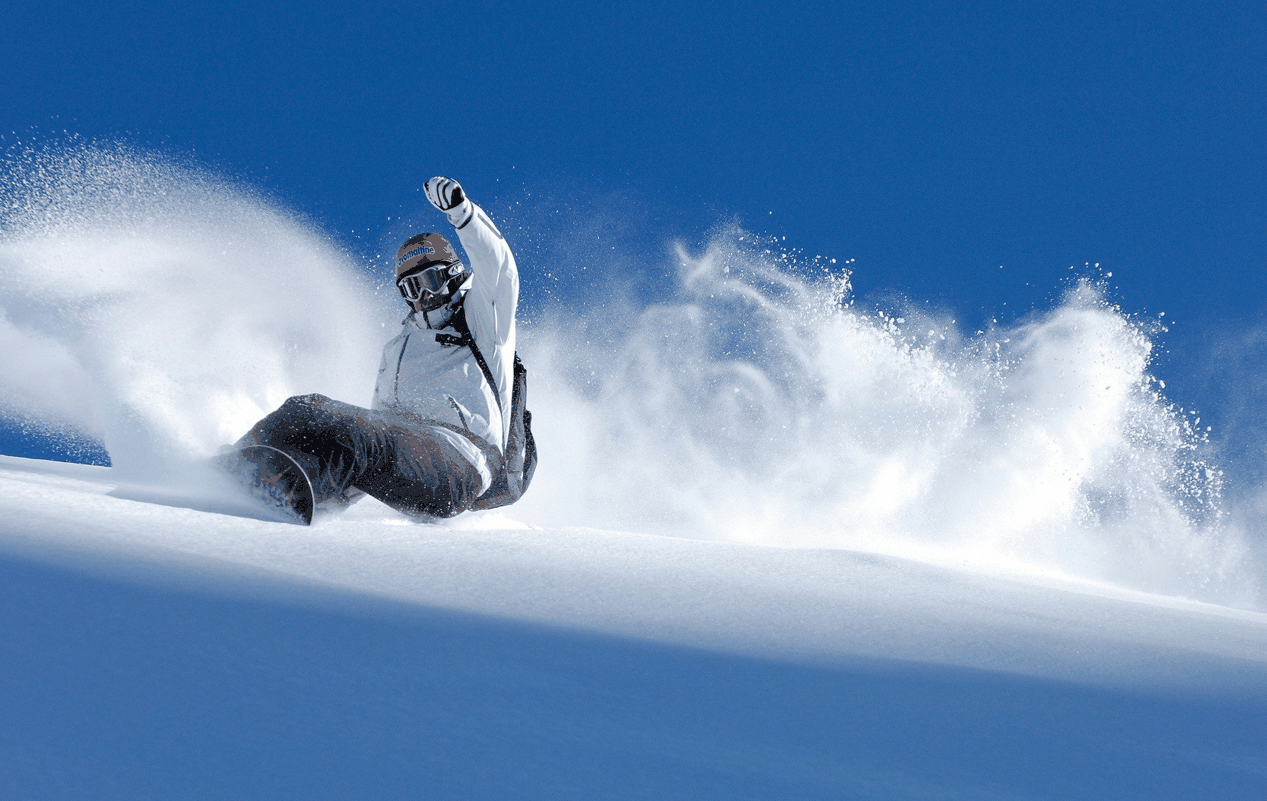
left=372, top=199, right=519, bottom=494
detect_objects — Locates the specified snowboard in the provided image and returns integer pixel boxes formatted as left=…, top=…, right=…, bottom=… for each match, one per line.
left=221, top=444, right=315, bottom=525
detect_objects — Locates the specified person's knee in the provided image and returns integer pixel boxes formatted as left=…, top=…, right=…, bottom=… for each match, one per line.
left=278, top=393, right=334, bottom=414
left=240, top=394, right=339, bottom=446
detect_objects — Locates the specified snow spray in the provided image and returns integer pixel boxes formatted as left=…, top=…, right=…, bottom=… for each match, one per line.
left=0, top=140, right=389, bottom=477
left=0, top=140, right=1256, bottom=604
left=516, top=228, right=1257, bottom=605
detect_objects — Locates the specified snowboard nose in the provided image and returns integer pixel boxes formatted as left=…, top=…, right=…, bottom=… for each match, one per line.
left=222, top=444, right=315, bottom=525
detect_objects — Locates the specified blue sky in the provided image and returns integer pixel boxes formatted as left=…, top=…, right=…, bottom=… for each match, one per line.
left=3, top=0, right=1265, bottom=466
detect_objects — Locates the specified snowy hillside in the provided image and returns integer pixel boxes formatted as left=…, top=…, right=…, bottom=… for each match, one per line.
left=2, top=455, right=1266, bottom=798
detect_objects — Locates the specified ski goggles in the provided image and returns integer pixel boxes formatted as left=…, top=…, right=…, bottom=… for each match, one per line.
left=397, top=262, right=462, bottom=302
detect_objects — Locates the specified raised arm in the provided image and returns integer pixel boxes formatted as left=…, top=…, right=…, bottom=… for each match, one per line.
left=424, top=176, right=519, bottom=346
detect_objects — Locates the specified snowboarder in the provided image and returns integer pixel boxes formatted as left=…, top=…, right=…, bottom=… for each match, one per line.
left=226, top=176, right=533, bottom=523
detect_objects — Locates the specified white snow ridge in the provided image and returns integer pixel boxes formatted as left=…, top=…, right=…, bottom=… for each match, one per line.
left=1, top=142, right=1265, bottom=798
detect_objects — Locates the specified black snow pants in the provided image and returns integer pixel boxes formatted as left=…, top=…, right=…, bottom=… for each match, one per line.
left=236, top=394, right=488, bottom=518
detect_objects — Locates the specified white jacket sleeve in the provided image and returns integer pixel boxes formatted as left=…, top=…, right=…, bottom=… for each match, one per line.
left=448, top=198, right=519, bottom=446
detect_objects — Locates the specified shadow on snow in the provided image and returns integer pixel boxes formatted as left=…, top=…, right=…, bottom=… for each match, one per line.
left=0, top=552, right=1264, bottom=800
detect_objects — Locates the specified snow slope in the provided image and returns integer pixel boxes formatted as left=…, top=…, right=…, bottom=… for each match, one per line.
left=3, top=142, right=1267, bottom=799
left=2, top=455, right=1266, bottom=799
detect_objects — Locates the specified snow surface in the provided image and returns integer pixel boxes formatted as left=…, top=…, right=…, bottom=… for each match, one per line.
left=2, top=455, right=1266, bottom=799
left=3, top=142, right=1267, bottom=798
